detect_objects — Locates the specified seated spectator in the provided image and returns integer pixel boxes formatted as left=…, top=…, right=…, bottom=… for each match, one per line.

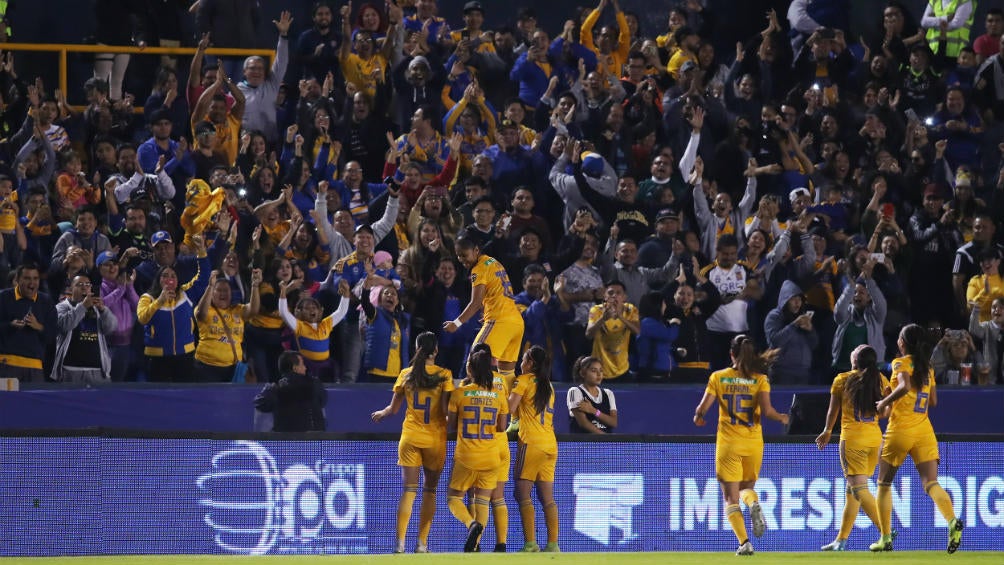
left=969, top=297, right=1004, bottom=385
left=254, top=351, right=328, bottom=432
left=634, top=291, right=679, bottom=382
left=931, top=329, right=982, bottom=385
left=566, top=355, right=618, bottom=434
left=585, top=279, right=640, bottom=381
left=52, top=275, right=118, bottom=383
left=764, top=280, right=819, bottom=385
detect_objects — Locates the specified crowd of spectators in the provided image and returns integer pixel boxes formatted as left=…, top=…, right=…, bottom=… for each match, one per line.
left=0, top=0, right=1003, bottom=386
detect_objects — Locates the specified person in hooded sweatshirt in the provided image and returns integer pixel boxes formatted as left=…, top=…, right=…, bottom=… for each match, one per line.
left=764, top=280, right=819, bottom=385
left=254, top=351, right=328, bottom=432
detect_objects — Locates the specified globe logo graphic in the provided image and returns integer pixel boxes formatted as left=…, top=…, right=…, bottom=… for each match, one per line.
left=196, top=440, right=285, bottom=555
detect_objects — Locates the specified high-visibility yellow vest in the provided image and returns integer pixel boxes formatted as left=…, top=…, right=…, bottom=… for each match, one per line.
left=926, top=0, right=975, bottom=58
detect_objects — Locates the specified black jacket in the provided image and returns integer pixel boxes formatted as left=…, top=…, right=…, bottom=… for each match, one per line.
left=254, top=372, right=328, bottom=432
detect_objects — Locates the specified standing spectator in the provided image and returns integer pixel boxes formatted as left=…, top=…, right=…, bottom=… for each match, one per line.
left=692, top=154, right=757, bottom=263
left=832, top=259, right=887, bottom=372
left=197, top=0, right=261, bottom=79
left=0, top=264, right=58, bottom=382
left=237, top=11, right=292, bottom=145
left=193, top=270, right=262, bottom=383
left=580, top=0, right=630, bottom=81
left=909, top=184, right=962, bottom=327
left=297, top=2, right=342, bottom=83
left=97, top=251, right=141, bottom=382
left=702, top=234, right=759, bottom=371
left=136, top=237, right=211, bottom=382
left=144, top=67, right=190, bottom=139
left=137, top=109, right=195, bottom=185
left=277, top=278, right=351, bottom=382
left=973, top=9, right=1003, bottom=64
left=921, top=0, right=975, bottom=58
left=966, top=248, right=1004, bottom=323
left=51, top=207, right=112, bottom=273
left=662, top=259, right=723, bottom=383
left=634, top=291, right=679, bottom=382
left=516, top=266, right=574, bottom=382
left=51, top=275, right=118, bottom=383
left=254, top=351, right=328, bottom=432
left=558, top=231, right=605, bottom=361
left=585, top=279, right=640, bottom=380
left=361, top=283, right=412, bottom=382
left=106, top=143, right=178, bottom=205
left=191, top=70, right=246, bottom=167
left=969, top=297, right=1004, bottom=385
left=637, top=208, right=681, bottom=268
left=566, top=355, right=618, bottom=434
left=954, top=214, right=1004, bottom=314
left=601, top=234, right=678, bottom=307
left=93, top=0, right=148, bottom=101
left=764, top=280, right=819, bottom=385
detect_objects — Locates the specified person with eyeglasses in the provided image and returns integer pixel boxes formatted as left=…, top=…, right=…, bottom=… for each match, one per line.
left=51, top=275, right=118, bottom=383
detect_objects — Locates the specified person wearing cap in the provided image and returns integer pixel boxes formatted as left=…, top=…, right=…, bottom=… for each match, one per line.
left=97, top=250, right=142, bottom=382
left=449, top=1, right=495, bottom=56
left=547, top=137, right=616, bottom=230
left=137, top=109, right=195, bottom=184
left=133, top=230, right=203, bottom=296
left=966, top=247, right=1004, bottom=323
left=638, top=208, right=681, bottom=268
left=580, top=0, right=631, bottom=83
left=51, top=274, right=119, bottom=383
left=339, top=2, right=398, bottom=100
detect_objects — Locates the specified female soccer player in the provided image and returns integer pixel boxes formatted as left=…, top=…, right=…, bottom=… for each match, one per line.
left=508, top=346, right=559, bottom=553
left=870, top=324, right=964, bottom=553
left=371, top=332, right=455, bottom=553
left=447, top=349, right=509, bottom=552
left=693, top=335, right=789, bottom=556
left=815, top=345, right=888, bottom=551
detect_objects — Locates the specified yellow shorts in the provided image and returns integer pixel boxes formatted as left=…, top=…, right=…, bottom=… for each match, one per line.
left=398, top=439, right=446, bottom=470
left=449, top=459, right=498, bottom=491
left=495, top=434, right=511, bottom=483
left=515, top=442, right=557, bottom=482
left=881, top=431, right=940, bottom=468
left=474, top=317, right=524, bottom=363
left=839, top=440, right=880, bottom=477
left=715, top=441, right=763, bottom=483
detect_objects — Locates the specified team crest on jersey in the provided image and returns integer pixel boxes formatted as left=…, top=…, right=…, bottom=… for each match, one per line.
left=470, top=273, right=478, bottom=283
left=736, top=270, right=743, bottom=281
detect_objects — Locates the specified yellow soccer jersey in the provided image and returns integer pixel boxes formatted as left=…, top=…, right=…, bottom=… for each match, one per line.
left=832, top=371, right=889, bottom=448
left=588, top=303, right=639, bottom=377
left=886, top=356, right=935, bottom=434
left=512, top=373, right=557, bottom=453
left=195, top=304, right=245, bottom=367
left=449, top=382, right=508, bottom=470
left=706, top=367, right=770, bottom=442
left=295, top=317, right=335, bottom=362
left=394, top=365, right=455, bottom=448
left=469, top=254, right=520, bottom=322
left=493, top=371, right=515, bottom=437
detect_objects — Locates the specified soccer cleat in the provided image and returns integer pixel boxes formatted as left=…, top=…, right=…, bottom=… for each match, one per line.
left=543, top=542, right=561, bottom=552
left=947, top=518, right=964, bottom=553
left=736, top=541, right=754, bottom=555
left=494, top=543, right=506, bottom=552
left=463, top=521, right=484, bottom=553
left=415, top=544, right=428, bottom=553
left=750, top=502, right=766, bottom=538
left=869, top=534, right=894, bottom=552
left=394, top=540, right=405, bottom=554
left=820, top=539, right=847, bottom=551
left=520, top=542, right=540, bottom=552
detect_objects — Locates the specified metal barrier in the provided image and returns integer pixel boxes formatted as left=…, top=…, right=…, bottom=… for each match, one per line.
left=0, top=42, right=274, bottom=112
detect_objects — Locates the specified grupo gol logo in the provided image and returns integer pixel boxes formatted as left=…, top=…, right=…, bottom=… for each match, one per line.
left=196, top=441, right=367, bottom=555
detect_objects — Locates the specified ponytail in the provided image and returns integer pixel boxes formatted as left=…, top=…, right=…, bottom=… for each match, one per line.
left=730, top=335, right=779, bottom=379
left=467, top=349, right=494, bottom=389
left=525, top=346, right=553, bottom=416
left=900, top=324, right=932, bottom=390
left=572, top=356, right=601, bottom=383
left=845, top=345, right=883, bottom=419
left=405, top=332, right=445, bottom=389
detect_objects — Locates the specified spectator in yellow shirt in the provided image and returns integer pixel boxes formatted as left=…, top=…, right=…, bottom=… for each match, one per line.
left=585, top=280, right=640, bottom=380
left=966, top=248, right=1004, bottom=323
left=581, top=0, right=631, bottom=80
